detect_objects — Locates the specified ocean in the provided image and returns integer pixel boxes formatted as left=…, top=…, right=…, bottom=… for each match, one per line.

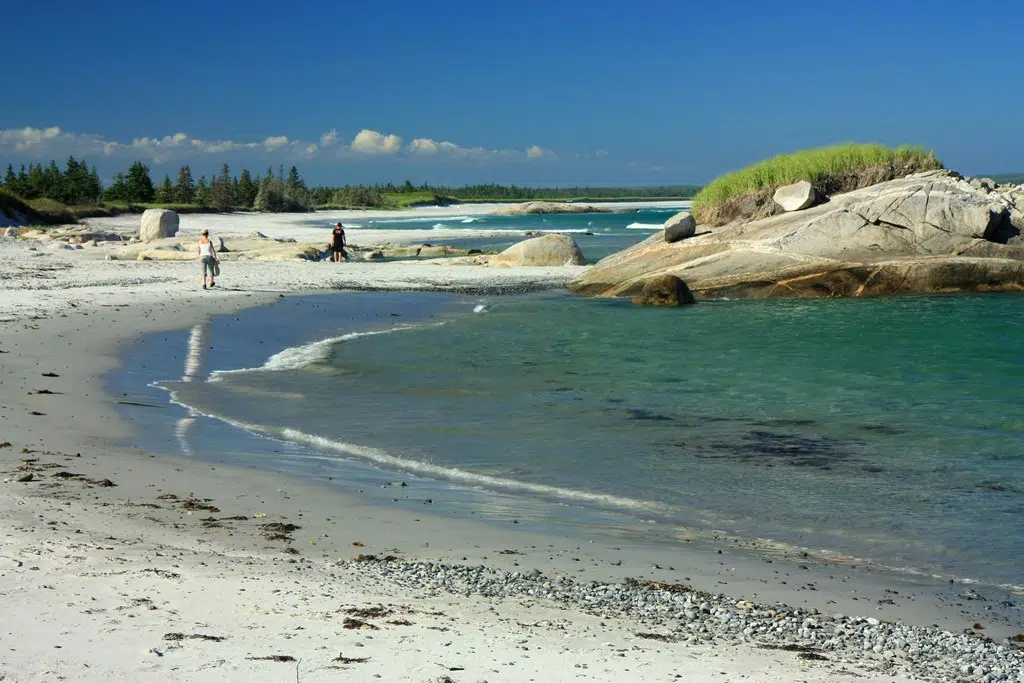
left=303, top=206, right=685, bottom=263
left=121, top=289, right=1024, bottom=593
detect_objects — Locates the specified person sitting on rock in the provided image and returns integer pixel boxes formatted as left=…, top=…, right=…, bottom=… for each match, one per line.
left=330, top=222, right=348, bottom=262
left=197, top=229, right=220, bottom=289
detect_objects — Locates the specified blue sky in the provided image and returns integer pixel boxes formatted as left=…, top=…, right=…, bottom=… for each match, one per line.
left=2, top=0, right=1022, bottom=186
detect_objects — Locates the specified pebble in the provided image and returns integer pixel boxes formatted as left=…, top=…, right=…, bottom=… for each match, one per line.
left=344, top=557, right=1024, bottom=683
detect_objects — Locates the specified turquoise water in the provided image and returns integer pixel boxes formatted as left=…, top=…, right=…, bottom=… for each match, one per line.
left=158, top=292, right=1024, bottom=589
left=305, top=207, right=684, bottom=263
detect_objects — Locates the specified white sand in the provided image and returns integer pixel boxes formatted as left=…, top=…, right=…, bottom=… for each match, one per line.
left=0, top=214, right=1017, bottom=682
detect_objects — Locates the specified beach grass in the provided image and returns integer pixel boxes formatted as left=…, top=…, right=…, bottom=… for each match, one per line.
left=691, top=143, right=942, bottom=225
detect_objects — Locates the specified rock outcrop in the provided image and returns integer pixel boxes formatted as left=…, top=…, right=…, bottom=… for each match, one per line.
left=491, top=234, right=585, bottom=267
left=571, top=171, right=1024, bottom=299
left=664, top=211, right=697, bottom=243
left=632, top=274, right=696, bottom=306
left=773, top=181, right=820, bottom=212
left=140, top=209, right=179, bottom=242
left=493, top=202, right=614, bottom=216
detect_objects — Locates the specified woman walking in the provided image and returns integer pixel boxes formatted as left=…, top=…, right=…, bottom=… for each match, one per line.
left=197, top=229, right=220, bottom=289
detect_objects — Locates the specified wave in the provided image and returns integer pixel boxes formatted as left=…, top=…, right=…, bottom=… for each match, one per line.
left=279, top=428, right=669, bottom=514
left=208, top=323, right=445, bottom=381
left=625, top=222, right=664, bottom=230
left=368, top=215, right=475, bottom=225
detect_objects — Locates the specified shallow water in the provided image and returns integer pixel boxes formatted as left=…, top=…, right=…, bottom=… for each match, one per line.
left=306, top=207, right=682, bottom=263
left=153, top=291, right=1024, bottom=590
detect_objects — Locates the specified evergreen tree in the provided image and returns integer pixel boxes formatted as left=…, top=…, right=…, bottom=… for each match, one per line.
left=195, top=176, right=211, bottom=207
left=89, top=166, right=103, bottom=201
left=173, top=164, right=195, bottom=203
left=105, top=172, right=130, bottom=201
left=285, top=166, right=306, bottom=192
left=211, top=163, right=234, bottom=209
left=2, top=164, right=16, bottom=192
left=237, top=168, right=257, bottom=208
left=155, top=175, right=174, bottom=203
left=124, top=161, right=155, bottom=202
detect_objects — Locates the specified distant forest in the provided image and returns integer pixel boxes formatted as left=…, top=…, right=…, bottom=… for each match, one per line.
left=1, top=157, right=701, bottom=213
left=987, top=173, right=1024, bottom=185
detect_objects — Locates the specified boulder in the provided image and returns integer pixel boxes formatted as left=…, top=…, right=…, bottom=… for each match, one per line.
left=3, top=227, right=15, bottom=238
left=773, top=181, right=820, bottom=212
left=571, top=171, right=1024, bottom=299
left=491, top=234, right=585, bottom=267
left=364, top=251, right=385, bottom=261
left=632, top=275, right=696, bottom=306
left=664, top=211, right=697, bottom=243
left=140, top=209, right=179, bottom=242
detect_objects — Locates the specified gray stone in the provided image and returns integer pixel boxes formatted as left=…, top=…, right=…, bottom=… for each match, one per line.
left=491, top=234, right=584, bottom=266
left=773, top=180, right=820, bottom=212
left=632, top=274, right=696, bottom=306
left=570, top=171, right=1023, bottom=299
left=15, top=472, right=33, bottom=483
left=663, top=211, right=697, bottom=242
left=4, top=227, right=16, bottom=238
left=139, top=209, right=179, bottom=242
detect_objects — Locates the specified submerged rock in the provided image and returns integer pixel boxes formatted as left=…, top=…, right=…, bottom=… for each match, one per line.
left=572, top=171, right=1024, bottom=299
left=632, top=274, right=696, bottom=306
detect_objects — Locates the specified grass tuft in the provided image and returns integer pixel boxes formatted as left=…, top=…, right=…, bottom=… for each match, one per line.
left=691, top=143, right=942, bottom=226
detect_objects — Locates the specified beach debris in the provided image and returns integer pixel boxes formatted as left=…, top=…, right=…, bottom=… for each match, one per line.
left=87, top=478, right=116, bottom=487
left=32, top=388, right=61, bottom=395
left=247, top=655, right=295, bottom=662
left=0, top=442, right=11, bottom=448
left=41, top=372, right=59, bottom=377
left=342, top=617, right=379, bottom=630
left=624, top=577, right=693, bottom=594
left=253, top=512, right=269, bottom=519
left=351, top=554, right=399, bottom=562
left=261, top=522, right=300, bottom=542
left=164, top=632, right=226, bottom=642
left=635, top=632, right=678, bottom=642
left=352, top=541, right=365, bottom=547
left=344, top=605, right=392, bottom=619
left=156, top=493, right=179, bottom=500
left=181, top=498, right=219, bottom=513
left=29, top=411, right=46, bottom=416
left=387, top=619, right=414, bottom=626
left=332, top=653, right=370, bottom=664
left=15, top=472, right=34, bottom=482
left=53, top=471, right=84, bottom=479
left=140, top=568, right=181, bottom=580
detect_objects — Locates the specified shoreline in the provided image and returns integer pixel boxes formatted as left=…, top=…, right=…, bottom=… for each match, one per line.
left=1, top=284, right=1022, bottom=681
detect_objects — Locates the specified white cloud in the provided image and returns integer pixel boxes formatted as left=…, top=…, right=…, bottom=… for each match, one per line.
left=351, top=129, right=403, bottom=155
left=526, top=145, right=550, bottom=159
left=0, top=125, right=557, bottom=166
left=319, top=129, right=338, bottom=146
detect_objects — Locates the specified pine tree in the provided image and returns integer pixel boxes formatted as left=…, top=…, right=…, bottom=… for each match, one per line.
left=211, top=163, right=234, bottom=209
left=89, top=166, right=103, bottom=201
left=195, top=176, right=211, bottom=207
left=173, top=165, right=195, bottom=204
left=237, top=168, right=257, bottom=208
left=105, top=172, right=130, bottom=202
left=124, top=161, right=155, bottom=202
left=155, top=175, right=174, bottom=203
left=285, top=166, right=306, bottom=192
left=2, top=164, right=15, bottom=190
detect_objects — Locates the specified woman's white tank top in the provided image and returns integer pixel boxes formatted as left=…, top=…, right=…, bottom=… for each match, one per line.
left=199, top=239, right=213, bottom=257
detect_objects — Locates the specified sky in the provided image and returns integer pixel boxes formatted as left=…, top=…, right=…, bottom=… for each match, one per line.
left=2, top=0, right=1022, bottom=186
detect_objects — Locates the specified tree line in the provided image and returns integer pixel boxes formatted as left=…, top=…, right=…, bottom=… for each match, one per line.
left=2, top=157, right=701, bottom=213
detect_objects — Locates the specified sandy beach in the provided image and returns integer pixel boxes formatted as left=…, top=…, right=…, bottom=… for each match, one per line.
left=1, top=209, right=1021, bottom=682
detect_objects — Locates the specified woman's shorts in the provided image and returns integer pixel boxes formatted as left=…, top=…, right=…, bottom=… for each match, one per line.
left=201, top=256, right=216, bottom=276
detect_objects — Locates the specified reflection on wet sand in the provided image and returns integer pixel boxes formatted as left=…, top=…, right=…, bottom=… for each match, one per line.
left=174, top=321, right=209, bottom=457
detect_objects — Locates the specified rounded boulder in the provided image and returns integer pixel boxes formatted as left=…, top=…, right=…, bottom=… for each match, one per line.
left=492, top=234, right=584, bottom=266
left=632, top=274, right=696, bottom=307
left=139, top=209, right=179, bottom=242
left=664, top=211, right=697, bottom=242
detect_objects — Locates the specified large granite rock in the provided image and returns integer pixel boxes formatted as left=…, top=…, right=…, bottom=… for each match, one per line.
left=491, top=234, right=585, bottom=267
left=664, top=211, right=697, bottom=242
left=571, top=171, right=1024, bottom=299
left=773, top=180, right=820, bottom=212
left=632, top=274, right=696, bottom=306
left=140, top=209, right=179, bottom=242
